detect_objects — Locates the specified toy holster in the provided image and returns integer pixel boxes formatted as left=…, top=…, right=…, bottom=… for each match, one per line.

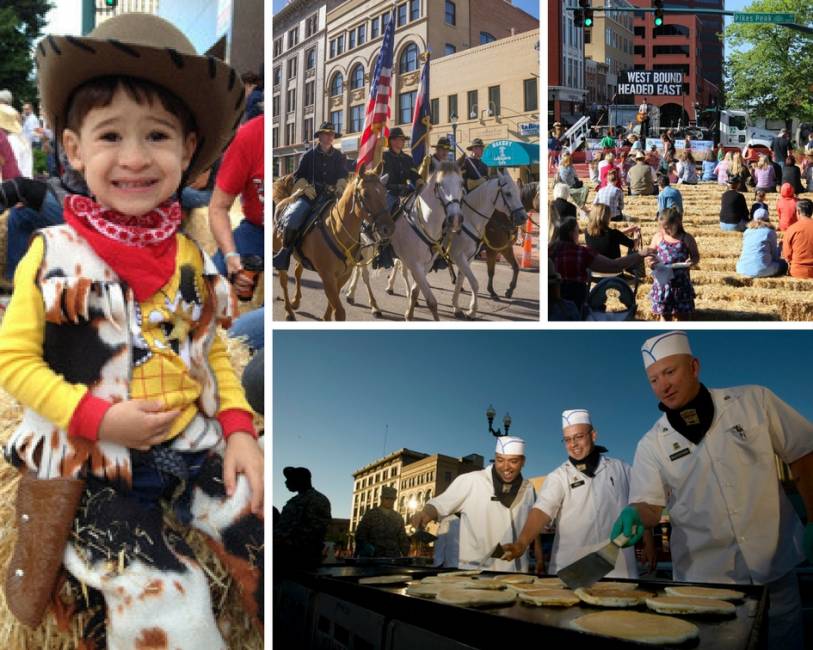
left=4, top=471, right=85, bottom=628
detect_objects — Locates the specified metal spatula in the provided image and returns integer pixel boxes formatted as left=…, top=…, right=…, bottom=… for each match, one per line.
left=556, top=531, right=631, bottom=590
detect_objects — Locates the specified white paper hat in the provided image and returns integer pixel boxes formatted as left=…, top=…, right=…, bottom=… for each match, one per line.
left=495, top=436, right=525, bottom=456
left=562, top=409, right=592, bottom=429
left=641, top=331, right=693, bottom=369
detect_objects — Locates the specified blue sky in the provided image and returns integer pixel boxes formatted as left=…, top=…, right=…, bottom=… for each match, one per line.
left=272, top=0, right=539, bottom=20
left=273, top=330, right=813, bottom=518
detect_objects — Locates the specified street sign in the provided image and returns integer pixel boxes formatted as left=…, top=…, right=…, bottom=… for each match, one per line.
left=733, top=12, right=795, bottom=24
left=519, top=123, right=539, bottom=136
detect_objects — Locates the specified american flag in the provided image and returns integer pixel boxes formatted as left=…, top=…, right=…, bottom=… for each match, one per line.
left=355, top=8, right=396, bottom=172
left=410, top=53, right=430, bottom=166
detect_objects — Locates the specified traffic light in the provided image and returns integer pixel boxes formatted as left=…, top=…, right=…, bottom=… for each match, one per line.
left=654, top=0, right=664, bottom=27
left=574, top=9, right=584, bottom=28
left=584, top=9, right=594, bottom=28
left=104, top=0, right=118, bottom=6
left=578, top=0, right=590, bottom=7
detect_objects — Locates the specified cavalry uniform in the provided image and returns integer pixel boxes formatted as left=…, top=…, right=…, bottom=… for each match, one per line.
left=460, top=138, right=489, bottom=191
left=419, top=137, right=453, bottom=177
left=355, top=505, right=410, bottom=558
left=428, top=463, right=536, bottom=573
left=382, top=127, right=420, bottom=214
left=273, top=121, right=349, bottom=269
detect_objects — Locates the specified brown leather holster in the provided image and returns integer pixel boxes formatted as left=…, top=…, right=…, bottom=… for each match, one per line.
left=4, top=471, right=85, bottom=628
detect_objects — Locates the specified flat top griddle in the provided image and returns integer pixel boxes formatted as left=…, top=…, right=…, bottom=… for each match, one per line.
left=309, top=568, right=767, bottom=649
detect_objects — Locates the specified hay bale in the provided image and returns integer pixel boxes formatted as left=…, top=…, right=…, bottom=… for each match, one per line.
left=552, top=177, right=813, bottom=320
left=0, top=333, right=263, bottom=648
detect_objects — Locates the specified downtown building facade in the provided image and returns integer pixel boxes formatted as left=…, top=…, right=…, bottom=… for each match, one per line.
left=348, top=448, right=484, bottom=544
left=548, top=0, right=588, bottom=126
left=272, top=0, right=347, bottom=177
left=628, top=0, right=722, bottom=127
left=584, top=0, right=634, bottom=109
left=322, top=0, right=537, bottom=164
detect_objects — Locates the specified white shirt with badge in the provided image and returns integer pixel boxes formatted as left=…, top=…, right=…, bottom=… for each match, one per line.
left=428, top=466, right=536, bottom=572
left=629, top=385, right=813, bottom=585
left=535, top=455, right=638, bottom=577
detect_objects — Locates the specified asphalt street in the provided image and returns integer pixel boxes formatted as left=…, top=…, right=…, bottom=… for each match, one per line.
left=272, top=259, right=539, bottom=321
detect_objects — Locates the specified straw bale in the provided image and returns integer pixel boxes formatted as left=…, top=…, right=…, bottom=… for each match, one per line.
left=552, top=177, right=813, bottom=320
left=0, top=332, right=263, bottom=648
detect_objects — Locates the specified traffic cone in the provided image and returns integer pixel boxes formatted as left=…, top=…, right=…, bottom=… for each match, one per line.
left=521, top=217, right=534, bottom=269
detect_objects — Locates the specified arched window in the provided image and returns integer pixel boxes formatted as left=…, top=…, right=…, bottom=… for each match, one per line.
left=399, top=43, right=419, bottom=73
left=350, top=64, right=365, bottom=90
left=330, top=72, right=344, bottom=96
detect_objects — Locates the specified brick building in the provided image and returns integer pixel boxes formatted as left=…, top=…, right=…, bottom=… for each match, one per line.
left=323, top=0, right=537, bottom=163
left=628, top=0, right=721, bottom=127
left=548, top=0, right=588, bottom=126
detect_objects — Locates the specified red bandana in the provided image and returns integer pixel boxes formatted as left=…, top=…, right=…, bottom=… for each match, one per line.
left=63, top=195, right=181, bottom=302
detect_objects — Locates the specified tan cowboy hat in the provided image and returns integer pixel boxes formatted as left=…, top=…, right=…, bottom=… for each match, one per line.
left=0, top=104, right=21, bottom=134
left=36, top=13, right=245, bottom=180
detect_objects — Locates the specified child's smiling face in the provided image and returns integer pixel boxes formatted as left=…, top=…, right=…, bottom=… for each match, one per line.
left=63, top=87, right=197, bottom=216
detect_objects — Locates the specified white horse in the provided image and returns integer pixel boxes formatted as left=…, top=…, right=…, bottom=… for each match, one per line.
left=390, top=161, right=464, bottom=320
left=450, top=170, right=527, bottom=319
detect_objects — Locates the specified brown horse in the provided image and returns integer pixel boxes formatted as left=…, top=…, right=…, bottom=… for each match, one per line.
left=483, top=181, right=539, bottom=299
left=273, top=170, right=394, bottom=320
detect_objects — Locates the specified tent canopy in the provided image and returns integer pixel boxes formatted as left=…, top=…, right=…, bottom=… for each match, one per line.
left=482, top=140, right=540, bottom=167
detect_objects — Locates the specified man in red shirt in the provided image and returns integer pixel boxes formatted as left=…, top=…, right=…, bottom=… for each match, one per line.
left=784, top=198, right=813, bottom=279
left=209, top=114, right=264, bottom=286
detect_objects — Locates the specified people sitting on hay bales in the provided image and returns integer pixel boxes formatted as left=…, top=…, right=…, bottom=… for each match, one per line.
left=753, top=154, right=777, bottom=193
left=751, top=189, right=770, bottom=220
left=585, top=203, right=641, bottom=260
left=777, top=181, right=799, bottom=231
left=720, top=175, right=750, bottom=232
left=701, top=149, right=717, bottom=182
left=554, top=152, right=588, bottom=207
left=782, top=154, right=805, bottom=196
left=628, top=151, right=656, bottom=196
left=598, top=152, right=621, bottom=189
left=783, top=198, right=813, bottom=279
left=551, top=182, right=577, bottom=223
left=0, top=14, right=263, bottom=648
left=549, top=216, right=649, bottom=311
left=675, top=150, right=698, bottom=185
left=593, top=169, right=625, bottom=221
left=736, top=208, right=787, bottom=278
left=647, top=207, right=699, bottom=321
left=713, top=150, right=731, bottom=185
left=656, top=174, right=683, bottom=216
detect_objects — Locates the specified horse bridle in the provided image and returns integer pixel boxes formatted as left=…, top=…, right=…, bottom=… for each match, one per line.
left=433, top=180, right=463, bottom=225
left=351, top=181, right=391, bottom=240
left=461, top=176, right=525, bottom=224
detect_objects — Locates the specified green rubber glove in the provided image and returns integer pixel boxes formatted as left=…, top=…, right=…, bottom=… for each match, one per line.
left=610, top=506, right=644, bottom=547
left=804, top=523, right=813, bottom=564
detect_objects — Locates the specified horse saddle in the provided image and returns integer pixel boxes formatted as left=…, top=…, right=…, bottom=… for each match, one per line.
left=293, top=197, right=336, bottom=271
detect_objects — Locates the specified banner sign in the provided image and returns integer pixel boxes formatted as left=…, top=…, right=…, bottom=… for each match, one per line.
left=645, top=139, right=714, bottom=152
left=617, top=71, right=684, bottom=96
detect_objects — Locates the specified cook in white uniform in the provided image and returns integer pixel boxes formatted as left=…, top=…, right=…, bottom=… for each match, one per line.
left=612, top=331, right=813, bottom=650
left=503, top=410, right=653, bottom=577
left=411, top=436, right=536, bottom=572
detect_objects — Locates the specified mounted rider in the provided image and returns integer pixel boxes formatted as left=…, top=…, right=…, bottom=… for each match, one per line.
left=418, top=136, right=452, bottom=176
left=382, top=127, right=422, bottom=215
left=458, top=138, right=490, bottom=192
left=273, top=121, right=349, bottom=270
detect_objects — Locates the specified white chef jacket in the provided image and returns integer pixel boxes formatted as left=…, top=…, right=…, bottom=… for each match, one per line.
left=629, top=385, right=813, bottom=585
left=535, top=455, right=638, bottom=577
left=432, top=515, right=460, bottom=568
left=428, top=466, right=536, bottom=572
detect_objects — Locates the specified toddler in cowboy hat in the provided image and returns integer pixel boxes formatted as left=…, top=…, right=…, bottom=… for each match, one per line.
left=0, top=13, right=263, bottom=648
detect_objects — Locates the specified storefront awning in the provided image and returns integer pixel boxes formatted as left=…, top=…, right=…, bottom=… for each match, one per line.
left=482, top=140, right=540, bottom=167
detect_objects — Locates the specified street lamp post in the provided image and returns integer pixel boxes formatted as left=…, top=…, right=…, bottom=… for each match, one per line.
left=486, top=405, right=512, bottom=437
